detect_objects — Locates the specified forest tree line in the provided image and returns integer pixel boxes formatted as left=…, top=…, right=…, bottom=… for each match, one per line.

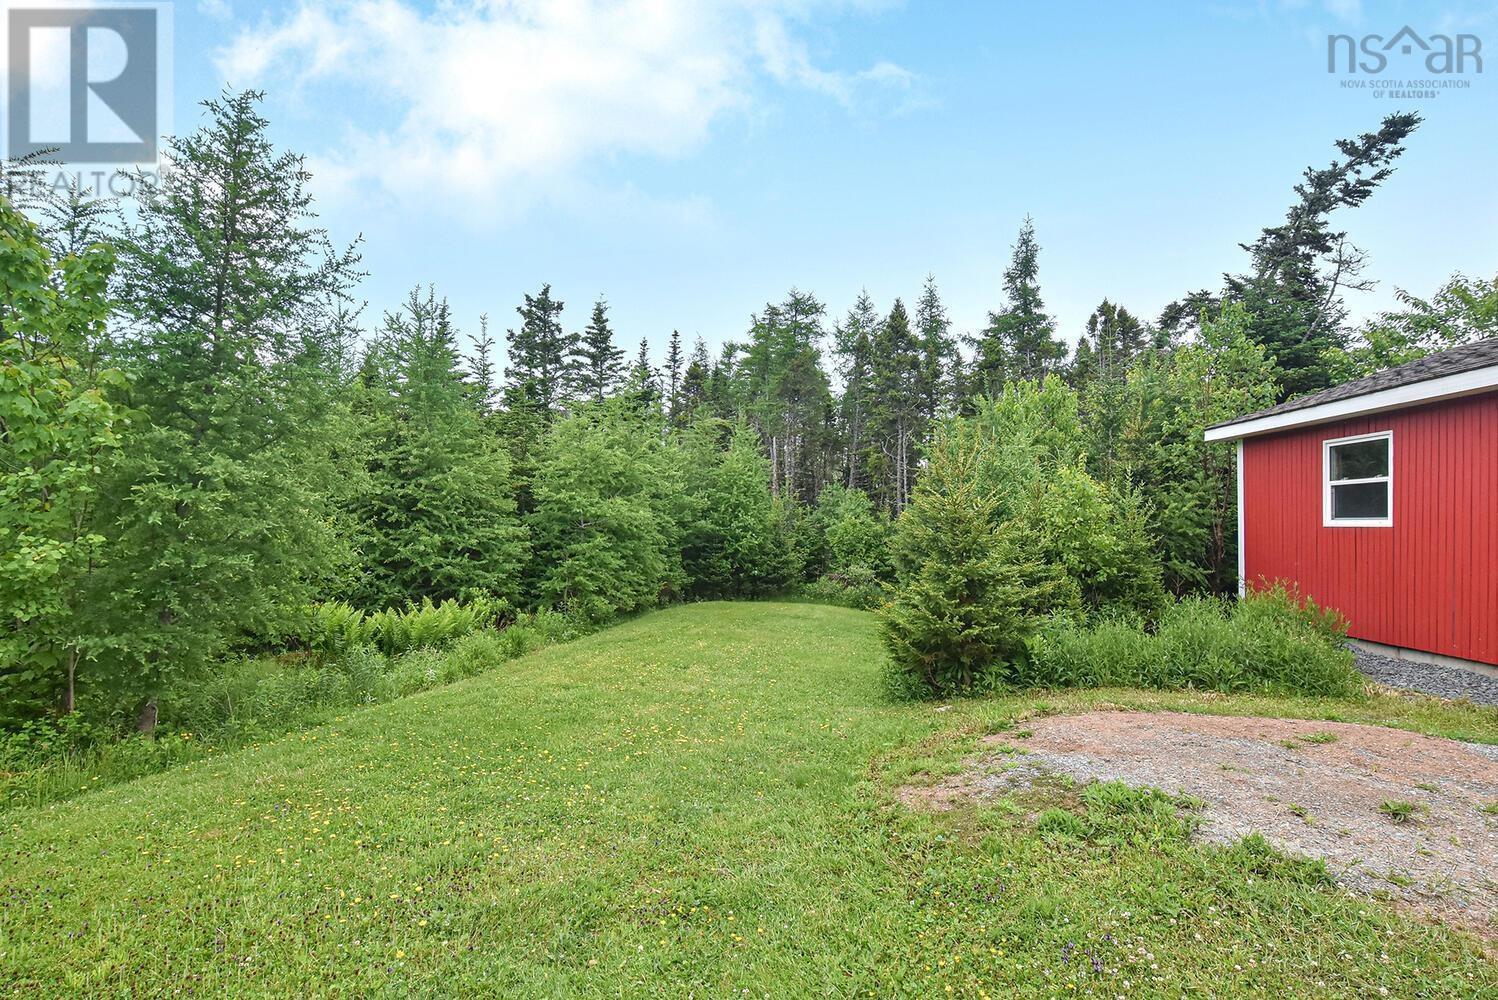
left=4, top=92, right=1495, bottom=728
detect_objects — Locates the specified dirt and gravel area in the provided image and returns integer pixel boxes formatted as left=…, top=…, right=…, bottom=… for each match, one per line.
left=904, top=711, right=1498, bottom=938
left=1354, top=647, right=1498, bottom=705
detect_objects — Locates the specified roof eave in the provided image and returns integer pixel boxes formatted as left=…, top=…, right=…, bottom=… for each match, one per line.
left=1204, top=363, right=1498, bottom=442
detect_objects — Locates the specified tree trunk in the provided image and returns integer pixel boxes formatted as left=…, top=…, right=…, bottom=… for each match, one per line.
left=64, top=649, right=78, bottom=715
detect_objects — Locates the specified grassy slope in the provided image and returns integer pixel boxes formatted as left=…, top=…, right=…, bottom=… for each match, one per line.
left=2, top=602, right=1494, bottom=997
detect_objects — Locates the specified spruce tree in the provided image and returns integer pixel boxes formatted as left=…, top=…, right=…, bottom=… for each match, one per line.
left=1071, top=299, right=1147, bottom=386
left=878, top=436, right=1060, bottom=696
left=664, top=328, right=684, bottom=423
left=504, top=284, right=575, bottom=415
left=468, top=313, right=498, bottom=410
left=628, top=337, right=659, bottom=408
left=575, top=296, right=624, bottom=403
left=678, top=336, right=712, bottom=422
left=100, top=89, right=362, bottom=724
left=348, top=288, right=529, bottom=608
left=866, top=298, right=922, bottom=511
left=1225, top=113, right=1420, bottom=399
left=742, top=289, right=833, bottom=501
left=970, top=217, right=1064, bottom=392
left=833, top=291, right=878, bottom=491
left=914, top=275, right=958, bottom=426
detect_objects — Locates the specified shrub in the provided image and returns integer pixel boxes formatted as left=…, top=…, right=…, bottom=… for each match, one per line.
left=798, top=568, right=887, bottom=611
left=1021, top=588, right=1362, bottom=697
left=879, top=439, right=1067, bottom=697
left=816, top=484, right=893, bottom=581
left=1026, top=467, right=1167, bottom=621
left=1021, top=614, right=1154, bottom=688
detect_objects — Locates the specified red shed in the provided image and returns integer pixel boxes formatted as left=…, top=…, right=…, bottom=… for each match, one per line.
left=1206, top=339, right=1498, bottom=669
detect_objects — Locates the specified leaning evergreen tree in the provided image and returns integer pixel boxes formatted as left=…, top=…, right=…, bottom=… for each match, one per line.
left=98, top=89, right=362, bottom=726
left=1161, top=113, right=1421, bottom=398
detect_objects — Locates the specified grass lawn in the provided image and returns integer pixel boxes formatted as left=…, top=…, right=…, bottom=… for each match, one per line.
left=3, top=602, right=1495, bottom=997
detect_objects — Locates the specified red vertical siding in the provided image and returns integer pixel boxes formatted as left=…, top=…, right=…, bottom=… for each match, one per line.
left=1241, top=392, right=1498, bottom=665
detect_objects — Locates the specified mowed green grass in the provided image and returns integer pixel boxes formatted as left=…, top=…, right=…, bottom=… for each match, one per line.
left=3, top=603, right=1495, bottom=997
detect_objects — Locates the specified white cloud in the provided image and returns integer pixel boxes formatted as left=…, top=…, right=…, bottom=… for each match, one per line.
left=215, top=0, right=915, bottom=219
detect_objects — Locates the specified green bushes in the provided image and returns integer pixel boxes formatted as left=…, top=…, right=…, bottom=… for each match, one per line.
left=797, top=568, right=887, bottom=610
left=877, top=377, right=1356, bottom=701
left=1028, top=467, right=1167, bottom=621
left=2, top=607, right=588, bottom=812
left=1022, top=588, right=1362, bottom=697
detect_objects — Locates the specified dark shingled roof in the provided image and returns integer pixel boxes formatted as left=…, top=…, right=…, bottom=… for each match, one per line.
left=1210, top=337, right=1498, bottom=430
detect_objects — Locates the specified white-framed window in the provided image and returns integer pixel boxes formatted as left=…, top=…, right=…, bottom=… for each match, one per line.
left=1322, top=430, right=1392, bottom=527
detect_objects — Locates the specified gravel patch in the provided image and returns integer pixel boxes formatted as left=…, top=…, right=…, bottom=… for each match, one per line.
left=1355, top=647, right=1498, bottom=705
left=904, top=711, right=1498, bottom=939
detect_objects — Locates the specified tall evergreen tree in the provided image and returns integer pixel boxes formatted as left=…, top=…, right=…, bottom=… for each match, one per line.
left=970, top=217, right=1064, bottom=393
left=914, top=274, right=958, bottom=426
left=468, top=313, right=497, bottom=411
left=833, top=291, right=878, bottom=491
left=664, top=328, right=684, bottom=423
left=504, top=284, right=575, bottom=415
left=349, top=288, right=529, bottom=608
left=678, top=335, right=712, bottom=422
left=628, top=337, right=658, bottom=408
left=1070, top=299, right=1147, bottom=386
left=575, top=296, right=624, bottom=403
left=100, top=90, right=363, bottom=724
left=866, top=298, right=922, bottom=512
left=1164, top=113, right=1422, bottom=399
left=742, top=290, right=834, bottom=501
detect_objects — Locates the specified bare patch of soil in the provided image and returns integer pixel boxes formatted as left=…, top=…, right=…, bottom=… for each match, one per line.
left=904, top=711, right=1498, bottom=938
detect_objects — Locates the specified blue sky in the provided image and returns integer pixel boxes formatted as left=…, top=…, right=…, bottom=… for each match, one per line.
left=166, top=0, right=1498, bottom=360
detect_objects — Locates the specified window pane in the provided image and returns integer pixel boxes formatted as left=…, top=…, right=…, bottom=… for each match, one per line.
left=1331, top=482, right=1388, bottom=520
left=1330, top=438, right=1388, bottom=480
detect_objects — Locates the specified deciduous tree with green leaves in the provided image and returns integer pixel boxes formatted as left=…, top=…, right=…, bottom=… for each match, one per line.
left=527, top=401, right=684, bottom=623
left=0, top=196, right=122, bottom=719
